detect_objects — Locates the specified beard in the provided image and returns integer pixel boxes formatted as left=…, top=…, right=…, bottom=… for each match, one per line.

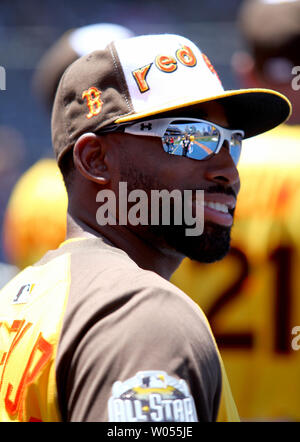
left=119, top=164, right=234, bottom=264
left=149, top=220, right=231, bottom=263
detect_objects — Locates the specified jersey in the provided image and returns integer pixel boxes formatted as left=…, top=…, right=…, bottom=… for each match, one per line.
left=0, top=236, right=239, bottom=422
left=172, top=124, right=300, bottom=421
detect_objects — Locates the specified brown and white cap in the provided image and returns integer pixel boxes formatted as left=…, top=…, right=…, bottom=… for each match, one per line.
left=51, top=33, right=292, bottom=164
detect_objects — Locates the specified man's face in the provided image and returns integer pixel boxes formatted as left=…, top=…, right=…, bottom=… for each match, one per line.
left=108, top=108, right=240, bottom=263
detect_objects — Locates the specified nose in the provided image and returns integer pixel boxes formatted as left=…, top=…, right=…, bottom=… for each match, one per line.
left=204, top=142, right=240, bottom=190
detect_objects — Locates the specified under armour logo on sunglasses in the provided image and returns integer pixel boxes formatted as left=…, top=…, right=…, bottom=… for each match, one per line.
left=124, top=117, right=244, bottom=165
left=140, top=122, right=153, bottom=131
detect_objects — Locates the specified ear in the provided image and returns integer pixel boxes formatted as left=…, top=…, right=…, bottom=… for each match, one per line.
left=73, top=132, right=110, bottom=185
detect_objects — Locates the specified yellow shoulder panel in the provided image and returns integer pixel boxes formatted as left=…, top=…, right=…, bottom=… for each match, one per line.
left=0, top=253, right=70, bottom=422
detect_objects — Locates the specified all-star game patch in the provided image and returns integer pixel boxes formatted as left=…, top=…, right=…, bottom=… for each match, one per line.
left=108, top=370, right=198, bottom=422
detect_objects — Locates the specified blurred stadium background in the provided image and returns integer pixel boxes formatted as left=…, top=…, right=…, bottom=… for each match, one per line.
left=2, top=0, right=300, bottom=422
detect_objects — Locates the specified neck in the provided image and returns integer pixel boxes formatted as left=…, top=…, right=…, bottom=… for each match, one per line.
left=66, top=212, right=183, bottom=280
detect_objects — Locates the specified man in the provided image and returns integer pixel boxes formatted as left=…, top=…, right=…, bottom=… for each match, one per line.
left=181, top=134, right=191, bottom=157
left=0, top=33, right=290, bottom=422
left=173, top=0, right=300, bottom=421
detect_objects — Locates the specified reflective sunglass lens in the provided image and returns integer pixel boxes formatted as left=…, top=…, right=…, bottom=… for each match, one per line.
left=162, top=122, right=220, bottom=159
left=229, top=133, right=243, bottom=165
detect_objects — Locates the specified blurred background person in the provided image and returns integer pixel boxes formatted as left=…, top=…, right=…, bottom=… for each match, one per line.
left=1, top=23, right=135, bottom=283
left=172, top=0, right=300, bottom=421
left=32, top=23, right=135, bottom=113
left=3, top=158, right=68, bottom=271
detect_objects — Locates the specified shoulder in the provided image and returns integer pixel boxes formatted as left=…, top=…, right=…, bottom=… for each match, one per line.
left=33, top=236, right=216, bottom=355
left=66, top=241, right=215, bottom=350
left=59, top=240, right=221, bottom=380
left=130, top=269, right=215, bottom=344
left=56, top=252, right=222, bottom=422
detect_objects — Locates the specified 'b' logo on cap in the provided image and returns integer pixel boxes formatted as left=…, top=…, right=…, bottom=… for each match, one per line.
left=82, top=86, right=103, bottom=119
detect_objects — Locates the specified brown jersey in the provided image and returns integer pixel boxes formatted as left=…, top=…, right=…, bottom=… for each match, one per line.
left=0, top=236, right=239, bottom=421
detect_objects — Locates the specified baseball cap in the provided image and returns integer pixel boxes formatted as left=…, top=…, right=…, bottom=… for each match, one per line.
left=51, top=33, right=292, bottom=164
left=238, top=0, right=300, bottom=78
left=33, top=23, right=135, bottom=110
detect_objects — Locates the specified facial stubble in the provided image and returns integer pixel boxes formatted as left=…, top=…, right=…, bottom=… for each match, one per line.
left=119, top=164, right=233, bottom=263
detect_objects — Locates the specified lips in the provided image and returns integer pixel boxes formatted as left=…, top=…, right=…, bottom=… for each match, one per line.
left=193, top=193, right=236, bottom=227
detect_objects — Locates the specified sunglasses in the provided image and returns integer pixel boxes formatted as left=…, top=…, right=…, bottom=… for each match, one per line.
left=101, top=118, right=244, bottom=165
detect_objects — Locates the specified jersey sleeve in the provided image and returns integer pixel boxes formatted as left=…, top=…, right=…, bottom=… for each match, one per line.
left=56, top=262, right=222, bottom=422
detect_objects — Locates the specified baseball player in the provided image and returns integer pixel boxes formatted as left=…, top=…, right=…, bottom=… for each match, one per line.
left=0, top=32, right=290, bottom=422
left=172, top=0, right=300, bottom=421
left=181, top=134, right=191, bottom=157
